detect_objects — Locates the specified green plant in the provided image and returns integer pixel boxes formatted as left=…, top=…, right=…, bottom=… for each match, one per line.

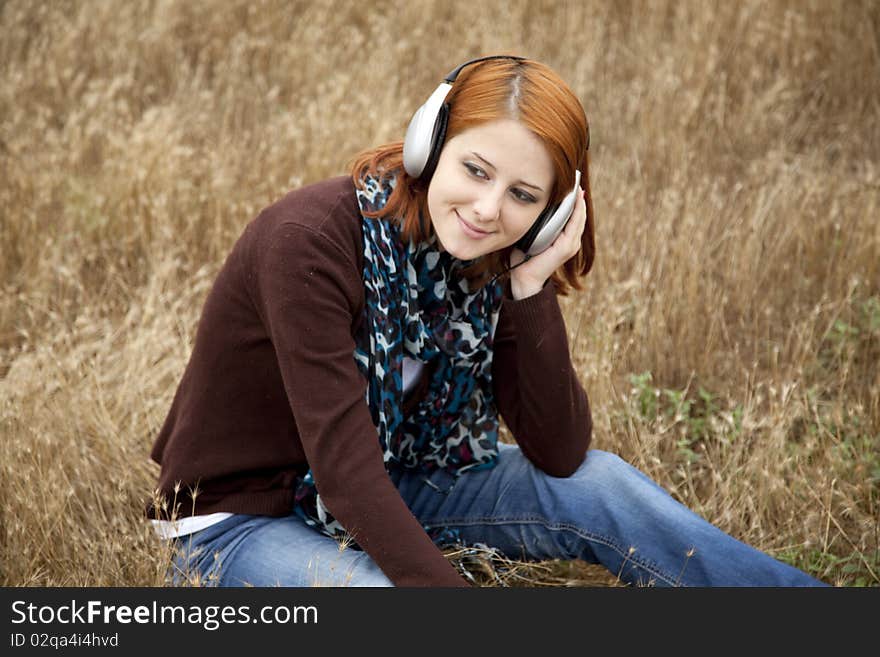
left=627, top=372, right=744, bottom=464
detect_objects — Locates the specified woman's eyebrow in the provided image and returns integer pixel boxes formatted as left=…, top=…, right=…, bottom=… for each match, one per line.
left=471, top=151, right=544, bottom=192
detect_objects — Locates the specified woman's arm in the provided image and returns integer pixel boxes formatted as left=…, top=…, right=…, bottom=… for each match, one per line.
left=255, top=215, right=466, bottom=587
left=492, top=282, right=592, bottom=477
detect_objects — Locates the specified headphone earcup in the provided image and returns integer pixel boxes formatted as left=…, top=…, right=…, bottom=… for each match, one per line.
left=403, top=83, right=453, bottom=178
left=418, top=103, right=449, bottom=182
left=514, top=206, right=554, bottom=254
left=516, top=170, right=582, bottom=256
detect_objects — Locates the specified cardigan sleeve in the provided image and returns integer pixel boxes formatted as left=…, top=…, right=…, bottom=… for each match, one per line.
left=492, top=282, right=592, bottom=477
left=254, top=218, right=467, bottom=587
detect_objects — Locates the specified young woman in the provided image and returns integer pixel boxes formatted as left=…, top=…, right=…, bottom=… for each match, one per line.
left=148, top=55, right=827, bottom=587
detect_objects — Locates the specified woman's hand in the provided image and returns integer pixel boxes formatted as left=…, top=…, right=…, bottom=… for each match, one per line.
left=509, top=188, right=588, bottom=300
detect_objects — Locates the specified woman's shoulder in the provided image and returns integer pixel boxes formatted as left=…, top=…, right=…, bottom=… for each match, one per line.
left=232, top=175, right=366, bottom=306
left=245, top=175, right=363, bottom=263
left=263, top=175, right=360, bottom=232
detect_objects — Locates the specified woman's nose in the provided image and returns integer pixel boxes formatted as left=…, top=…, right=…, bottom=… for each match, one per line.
left=473, top=185, right=504, bottom=222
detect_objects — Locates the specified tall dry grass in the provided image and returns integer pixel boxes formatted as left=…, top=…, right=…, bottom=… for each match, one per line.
left=1, top=0, right=877, bottom=586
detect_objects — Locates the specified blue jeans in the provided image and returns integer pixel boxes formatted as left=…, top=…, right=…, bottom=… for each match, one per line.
left=170, top=444, right=827, bottom=587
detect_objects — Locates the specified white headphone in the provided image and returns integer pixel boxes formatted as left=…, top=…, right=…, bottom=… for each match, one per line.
left=402, top=55, right=583, bottom=256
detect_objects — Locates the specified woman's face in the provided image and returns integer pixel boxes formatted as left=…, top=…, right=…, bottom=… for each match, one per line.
left=426, top=118, right=555, bottom=261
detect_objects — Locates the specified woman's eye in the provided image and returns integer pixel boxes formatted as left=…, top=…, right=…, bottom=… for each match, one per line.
left=464, top=163, right=488, bottom=179
left=464, top=163, right=536, bottom=203
left=512, top=188, right=537, bottom=204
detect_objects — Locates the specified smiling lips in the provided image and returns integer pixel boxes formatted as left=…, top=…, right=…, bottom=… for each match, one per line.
left=456, top=211, right=494, bottom=239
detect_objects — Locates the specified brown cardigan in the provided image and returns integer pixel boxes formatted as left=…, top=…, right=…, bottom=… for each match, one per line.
left=147, top=175, right=592, bottom=586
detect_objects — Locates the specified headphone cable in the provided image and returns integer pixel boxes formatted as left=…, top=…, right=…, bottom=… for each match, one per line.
left=488, top=253, right=533, bottom=286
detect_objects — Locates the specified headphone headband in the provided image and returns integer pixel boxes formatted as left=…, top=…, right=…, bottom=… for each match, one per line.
left=442, top=55, right=525, bottom=84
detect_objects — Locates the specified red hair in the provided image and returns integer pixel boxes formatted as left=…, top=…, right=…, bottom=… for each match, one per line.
left=347, top=57, right=594, bottom=295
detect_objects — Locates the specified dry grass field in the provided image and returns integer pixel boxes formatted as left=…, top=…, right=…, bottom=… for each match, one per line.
left=1, top=0, right=878, bottom=587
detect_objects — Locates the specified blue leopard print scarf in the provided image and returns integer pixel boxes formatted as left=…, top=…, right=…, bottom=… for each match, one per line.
left=293, top=174, right=504, bottom=541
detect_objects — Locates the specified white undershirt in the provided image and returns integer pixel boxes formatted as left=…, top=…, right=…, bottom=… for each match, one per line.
left=150, top=512, right=234, bottom=540
left=152, top=357, right=426, bottom=539
left=401, top=356, right=424, bottom=396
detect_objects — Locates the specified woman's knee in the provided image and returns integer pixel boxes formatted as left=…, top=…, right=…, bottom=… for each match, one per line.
left=571, top=449, right=672, bottom=510
left=575, top=449, right=627, bottom=477
left=570, top=449, right=650, bottom=492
